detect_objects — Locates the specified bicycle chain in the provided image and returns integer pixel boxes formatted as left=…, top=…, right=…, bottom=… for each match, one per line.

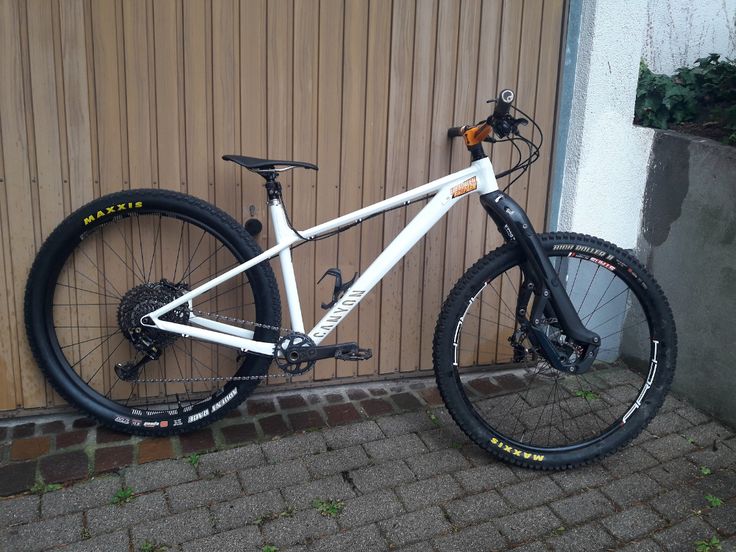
left=133, top=309, right=293, bottom=384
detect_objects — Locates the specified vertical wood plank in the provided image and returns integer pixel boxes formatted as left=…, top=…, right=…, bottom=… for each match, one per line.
left=379, top=0, right=415, bottom=375
left=335, top=0, right=368, bottom=378
left=418, top=0, right=460, bottom=372
left=357, top=0, right=391, bottom=377
left=399, top=0, right=437, bottom=373
left=291, top=0, right=319, bottom=382
left=0, top=0, right=44, bottom=408
left=313, top=0, right=344, bottom=381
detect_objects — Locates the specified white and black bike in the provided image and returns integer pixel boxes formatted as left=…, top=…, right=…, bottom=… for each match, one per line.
left=25, top=90, right=676, bottom=469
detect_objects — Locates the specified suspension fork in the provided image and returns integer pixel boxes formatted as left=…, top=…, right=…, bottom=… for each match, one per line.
left=479, top=191, right=600, bottom=372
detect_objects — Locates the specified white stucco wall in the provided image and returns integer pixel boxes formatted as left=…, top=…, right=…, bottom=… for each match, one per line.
left=643, top=0, right=736, bottom=74
left=555, top=0, right=736, bottom=248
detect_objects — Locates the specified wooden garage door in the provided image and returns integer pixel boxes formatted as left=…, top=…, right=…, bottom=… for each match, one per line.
left=0, top=0, right=566, bottom=411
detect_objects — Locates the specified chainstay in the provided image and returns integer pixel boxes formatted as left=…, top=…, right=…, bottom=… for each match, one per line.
left=134, top=309, right=288, bottom=383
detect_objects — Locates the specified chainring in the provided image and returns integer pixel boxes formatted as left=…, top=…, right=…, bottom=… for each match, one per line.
left=274, top=332, right=317, bottom=375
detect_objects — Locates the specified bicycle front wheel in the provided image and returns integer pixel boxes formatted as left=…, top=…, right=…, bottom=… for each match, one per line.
left=25, top=189, right=281, bottom=435
left=433, top=232, right=676, bottom=469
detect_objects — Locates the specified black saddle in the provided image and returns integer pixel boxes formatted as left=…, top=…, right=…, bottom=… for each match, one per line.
left=223, top=155, right=318, bottom=172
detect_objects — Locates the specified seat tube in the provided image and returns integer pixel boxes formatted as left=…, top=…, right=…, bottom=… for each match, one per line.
left=268, top=198, right=305, bottom=333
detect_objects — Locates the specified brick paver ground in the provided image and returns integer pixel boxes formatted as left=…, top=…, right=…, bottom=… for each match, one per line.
left=0, top=376, right=734, bottom=551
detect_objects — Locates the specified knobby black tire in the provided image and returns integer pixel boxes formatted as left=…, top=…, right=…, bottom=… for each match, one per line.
left=25, top=189, right=281, bottom=436
left=433, top=232, right=677, bottom=469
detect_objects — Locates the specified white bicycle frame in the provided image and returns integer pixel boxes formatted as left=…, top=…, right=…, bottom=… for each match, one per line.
left=144, top=157, right=499, bottom=356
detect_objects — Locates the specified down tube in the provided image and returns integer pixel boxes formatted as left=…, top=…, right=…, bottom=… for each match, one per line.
left=309, top=191, right=456, bottom=344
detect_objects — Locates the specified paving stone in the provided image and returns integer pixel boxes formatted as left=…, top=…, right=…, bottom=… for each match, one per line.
left=40, top=450, right=89, bottom=483
left=322, top=420, right=384, bottom=449
left=347, top=389, right=369, bottom=400
left=405, top=448, right=470, bottom=478
left=692, top=470, right=736, bottom=499
left=131, top=507, right=213, bottom=548
left=181, top=525, right=262, bottom=552
left=432, top=520, right=506, bottom=551
left=359, top=398, right=395, bottom=417
left=288, top=410, right=326, bottom=431
left=686, top=421, right=735, bottom=447
left=646, top=457, right=700, bottom=486
left=646, top=410, right=693, bottom=437
left=324, top=393, right=344, bottom=404
left=615, top=539, right=664, bottom=552
left=56, top=430, right=88, bottom=449
left=350, top=460, right=416, bottom=493
left=324, top=403, right=362, bottom=426
left=239, top=459, right=310, bottom=494
left=12, top=423, right=36, bottom=438
left=642, top=433, right=698, bottom=461
left=379, top=506, right=451, bottom=547
left=94, top=444, right=134, bottom=474
left=4, top=512, right=83, bottom=552
left=364, top=433, right=428, bottom=461
left=261, top=432, right=327, bottom=462
left=376, top=411, right=437, bottom=436
left=259, top=414, right=290, bottom=437
left=547, top=522, right=616, bottom=551
left=0, top=494, right=39, bottom=527
left=0, top=425, right=6, bottom=441
left=495, top=506, right=562, bottom=544
left=454, top=462, right=518, bottom=492
left=445, top=489, right=514, bottom=526
left=549, top=489, right=615, bottom=525
left=221, top=422, right=258, bottom=444
left=0, top=460, right=37, bottom=496
left=392, top=392, right=423, bottom=411
left=304, top=445, right=371, bottom=477
left=703, top=499, right=736, bottom=536
left=279, top=394, right=308, bottom=409
left=123, top=458, right=198, bottom=492
left=506, top=542, right=549, bottom=552
left=137, top=437, right=175, bottom=464
left=95, top=427, right=130, bottom=444
left=86, top=491, right=168, bottom=534
left=652, top=515, right=715, bottom=551
left=64, top=529, right=130, bottom=552
left=212, top=489, right=285, bottom=530
left=72, top=417, right=96, bottom=429
left=247, top=398, right=276, bottom=415
left=338, top=489, right=405, bottom=529
left=676, top=404, right=711, bottom=426
left=42, top=474, right=121, bottom=518
left=416, top=426, right=470, bottom=452
left=10, top=436, right=51, bottom=460
left=601, top=473, right=662, bottom=506
left=551, top=464, right=610, bottom=493
left=600, top=444, right=660, bottom=472
left=689, top=444, right=736, bottom=470
left=396, top=474, right=463, bottom=511
left=649, top=486, right=711, bottom=522
left=260, top=507, right=338, bottom=547
left=281, top=474, right=356, bottom=510
left=179, top=428, right=216, bottom=454
left=39, top=420, right=65, bottom=434
left=308, top=523, right=387, bottom=551
left=601, top=505, right=666, bottom=541
left=419, top=387, right=443, bottom=406
left=167, top=472, right=242, bottom=512
left=500, top=477, right=564, bottom=510
left=197, top=443, right=265, bottom=476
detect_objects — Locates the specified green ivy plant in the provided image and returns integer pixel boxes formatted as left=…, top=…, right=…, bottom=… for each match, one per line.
left=635, top=54, right=736, bottom=144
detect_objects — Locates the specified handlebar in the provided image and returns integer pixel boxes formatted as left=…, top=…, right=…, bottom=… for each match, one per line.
left=446, top=89, right=517, bottom=142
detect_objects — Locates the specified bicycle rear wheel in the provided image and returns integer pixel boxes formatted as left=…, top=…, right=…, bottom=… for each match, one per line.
left=25, top=189, right=280, bottom=435
left=433, top=232, right=676, bottom=469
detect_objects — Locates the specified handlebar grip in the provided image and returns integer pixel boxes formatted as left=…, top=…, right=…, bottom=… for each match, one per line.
left=447, top=126, right=465, bottom=138
left=492, top=89, right=514, bottom=119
